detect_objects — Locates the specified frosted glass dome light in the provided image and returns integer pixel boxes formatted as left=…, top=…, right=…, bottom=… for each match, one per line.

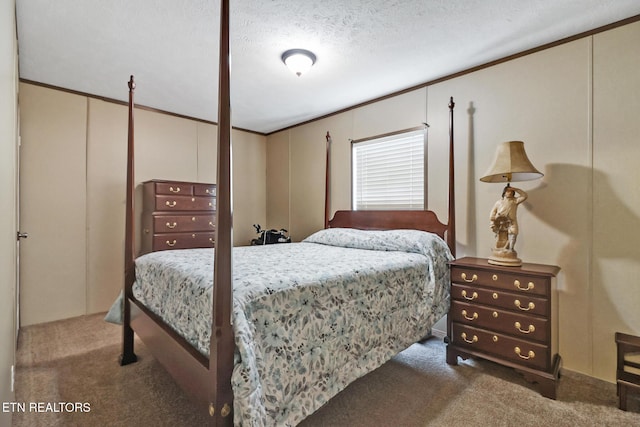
left=282, top=49, right=316, bottom=77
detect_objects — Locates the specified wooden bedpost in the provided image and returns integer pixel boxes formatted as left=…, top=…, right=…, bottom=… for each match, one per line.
left=324, top=131, right=332, bottom=229
left=120, top=75, right=137, bottom=366
left=447, top=97, right=456, bottom=257
left=209, top=0, right=235, bottom=424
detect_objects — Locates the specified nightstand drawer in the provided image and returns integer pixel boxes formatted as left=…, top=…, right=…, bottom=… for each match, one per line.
left=451, top=323, right=551, bottom=371
left=451, top=283, right=549, bottom=317
left=451, top=300, right=549, bottom=342
left=451, top=265, right=549, bottom=297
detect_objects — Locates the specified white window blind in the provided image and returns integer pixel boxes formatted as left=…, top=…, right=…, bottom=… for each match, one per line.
left=352, top=128, right=426, bottom=210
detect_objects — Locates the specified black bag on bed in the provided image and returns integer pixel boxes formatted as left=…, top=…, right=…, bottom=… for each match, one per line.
left=251, top=224, right=291, bottom=245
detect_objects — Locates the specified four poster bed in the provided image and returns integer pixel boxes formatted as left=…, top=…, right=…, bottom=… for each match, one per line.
left=119, top=2, right=457, bottom=426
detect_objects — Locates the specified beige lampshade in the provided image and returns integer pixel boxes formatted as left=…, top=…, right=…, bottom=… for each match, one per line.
left=480, top=141, right=543, bottom=183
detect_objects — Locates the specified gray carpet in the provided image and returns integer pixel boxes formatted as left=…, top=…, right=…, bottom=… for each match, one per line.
left=13, top=313, right=640, bottom=426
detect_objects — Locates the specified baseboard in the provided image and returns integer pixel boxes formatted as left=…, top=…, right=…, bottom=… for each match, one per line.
left=431, top=328, right=446, bottom=340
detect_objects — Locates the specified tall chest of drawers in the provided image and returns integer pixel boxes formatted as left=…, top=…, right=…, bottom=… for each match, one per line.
left=445, top=257, right=561, bottom=398
left=141, top=180, right=216, bottom=253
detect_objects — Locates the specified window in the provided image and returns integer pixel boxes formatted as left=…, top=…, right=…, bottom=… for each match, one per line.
left=352, top=127, right=426, bottom=210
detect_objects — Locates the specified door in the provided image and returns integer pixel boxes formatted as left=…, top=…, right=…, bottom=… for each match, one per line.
left=15, top=126, right=23, bottom=341
left=18, top=84, right=88, bottom=326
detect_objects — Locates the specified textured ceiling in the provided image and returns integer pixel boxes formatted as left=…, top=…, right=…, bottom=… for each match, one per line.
left=16, top=0, right=640, bottom=134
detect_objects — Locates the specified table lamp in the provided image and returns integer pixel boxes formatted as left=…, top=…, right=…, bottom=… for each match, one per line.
left=480, top=141, right=543, bottom=266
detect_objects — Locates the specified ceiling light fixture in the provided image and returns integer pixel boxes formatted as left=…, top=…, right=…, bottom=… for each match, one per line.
left=281, top=49, right=316, bottom=77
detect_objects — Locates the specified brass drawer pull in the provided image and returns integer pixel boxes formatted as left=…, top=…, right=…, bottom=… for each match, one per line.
left=209, top=238, right=215, bottom=244
left=206, top=188, right=215, bottom=194
left=461, top=310, right=478, bottom=321
left=209, top=202, right=213, bottom=207
left=166, top=240, right=177, bottom=247
left=514, top=300, right=535, bottom=311
left=461, top=332, right=478, bottom=344
left=166, top=201, right=177, bottom=208
left=515, top=322, right=535, bottom=334
left=166, top=222, right=177, bottom=229
left=514, top=280, right=534, bottom=291
left=461, top=290, right=478, bottom=300
left=209, top=221, right=215, bottom=228
left=169, top=186, right=181, bottom=193
left=515, top=347, right=535, bottom=360
left=461, top=273, right=478, bottom=283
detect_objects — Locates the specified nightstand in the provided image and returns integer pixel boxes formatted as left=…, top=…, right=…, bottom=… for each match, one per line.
left=616, top=332, right=640, bottom=411
left=445, top=256, right=561, bottom=399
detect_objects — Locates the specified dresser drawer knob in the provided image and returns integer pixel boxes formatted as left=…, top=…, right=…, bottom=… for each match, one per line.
left=169, top=186, right=181, bottom=193
left=461, top=290, right=478, bottom=300
left=514, top=280, right=534, bottom=291
left=492, top=311, right=498, bottom=318
left=166, top=222, right=177, bottom=229
left=515, top=347, right=535, bottom=360
left=514, top=300, right=535, bottom=311
left=209, top=221, right=215, bottom=228
left=461, top=332, right=478, bottom=344
left=492, top=292, right=499, bottom=300
left=461, top=273, right=478, bottom=283
left=461, top=310, right=478, bottom=321
left=209, top=238, right=215, bottom=244
left=166, top=240, right=177, bottom=247
left=206, top=188, right=215, bottom=195
left=515, top=321, right=535, bottom=334
left=492, top=274, right=498, bottom=281
left=492, top=335, right=499, bottom=342
left=166, top=201, right=177, bottom=208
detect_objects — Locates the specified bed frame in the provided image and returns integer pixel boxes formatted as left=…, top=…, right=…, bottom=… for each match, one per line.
left=119, top=1, right=456, bottom=425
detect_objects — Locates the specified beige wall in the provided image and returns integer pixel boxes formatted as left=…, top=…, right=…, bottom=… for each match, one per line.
left=591, top=22, right=640, bottom=380
left=18, top=84, right=266, bottom=326
left=266, top=21, right=640, bottom=383
left=1, top=1, right=18, bottom=424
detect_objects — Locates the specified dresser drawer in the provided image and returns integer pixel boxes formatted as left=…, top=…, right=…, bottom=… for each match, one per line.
left=154, top=195, right=216, bottom=212
left=451, top=323, right=551, bottom=371
left=154, top=181, right=194, bottom=196
left=152, top=214, right=216, bottom=233
left=451, top=300, right=549, bottom=343
left=194, top=183, right=216, bottom=197
left=451, top=265, right=550, bottom=297
left=152, top=232, right=215, bottom=251
left=451, top=283, right=549, bottom=317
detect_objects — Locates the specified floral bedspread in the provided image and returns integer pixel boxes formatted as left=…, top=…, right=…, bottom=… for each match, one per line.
left=132, top=228, right=452, bottom=426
